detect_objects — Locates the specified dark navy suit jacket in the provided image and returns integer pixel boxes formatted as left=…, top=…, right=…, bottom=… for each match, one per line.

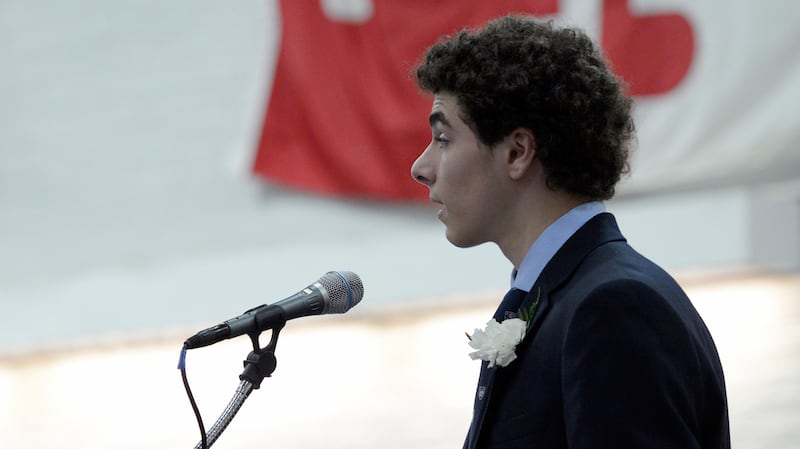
left=465, top=213, right=730, bottom=449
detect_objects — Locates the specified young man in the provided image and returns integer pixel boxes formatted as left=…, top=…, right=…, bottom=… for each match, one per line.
left=410, top=15, right=730, bottom=449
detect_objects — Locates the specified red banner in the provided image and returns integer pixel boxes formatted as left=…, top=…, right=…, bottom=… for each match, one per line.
left=253, top=0, right=694, bottom=200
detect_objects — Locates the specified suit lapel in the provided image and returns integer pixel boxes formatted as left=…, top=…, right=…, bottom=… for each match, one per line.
left=515, top=213, right=625, bottom=345
left=518, top=283, right=551, bottom=346
left=465, top=213, right=626, bottom=448
left=466, top=285, right=550, bottom=449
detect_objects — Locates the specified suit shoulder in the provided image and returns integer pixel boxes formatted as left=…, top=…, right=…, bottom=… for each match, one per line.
left=578, top=240, right=684, bottom=292
left=558, top=241, right=697, bottom=321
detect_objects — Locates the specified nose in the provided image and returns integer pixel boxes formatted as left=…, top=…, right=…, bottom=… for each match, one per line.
left=410, top=143, right=435, bottom=187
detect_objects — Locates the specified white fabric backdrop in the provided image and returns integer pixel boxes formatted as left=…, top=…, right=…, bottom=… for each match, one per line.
left=0, top=0, right=797, bottom=352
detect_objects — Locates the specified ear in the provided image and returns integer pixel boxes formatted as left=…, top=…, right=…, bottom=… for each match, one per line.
left=504, top=128, right=537, bottom=180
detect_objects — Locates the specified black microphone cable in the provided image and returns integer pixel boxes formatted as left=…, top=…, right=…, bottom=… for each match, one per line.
left=178, top=346, right=208, bottom=449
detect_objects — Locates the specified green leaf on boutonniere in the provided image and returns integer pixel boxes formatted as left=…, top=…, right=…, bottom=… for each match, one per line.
left=517, top=287, right=541, bottom=325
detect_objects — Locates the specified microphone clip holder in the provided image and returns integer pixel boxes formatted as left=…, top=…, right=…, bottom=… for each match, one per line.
left=186, top=312, right=294, bottom=448
left=239, top=321, right=285, bottom=389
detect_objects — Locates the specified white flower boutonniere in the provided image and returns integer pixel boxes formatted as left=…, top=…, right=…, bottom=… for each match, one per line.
left=466, top=288, right=541, bottom=368
left=467, top=318, right=527, bottom=368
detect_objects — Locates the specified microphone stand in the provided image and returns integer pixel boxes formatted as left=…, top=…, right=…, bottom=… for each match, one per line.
left=194, top=322, right=285, bottom=449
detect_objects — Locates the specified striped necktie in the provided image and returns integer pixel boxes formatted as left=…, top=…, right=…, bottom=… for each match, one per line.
left=493, top=287, right=528, bottom=322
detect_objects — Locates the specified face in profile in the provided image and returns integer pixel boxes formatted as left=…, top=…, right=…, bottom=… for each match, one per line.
left=411, top=92, right=513, bottom=248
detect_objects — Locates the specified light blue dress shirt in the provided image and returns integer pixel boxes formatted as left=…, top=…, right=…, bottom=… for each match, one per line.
left=511, top=201, right=607, bottom=292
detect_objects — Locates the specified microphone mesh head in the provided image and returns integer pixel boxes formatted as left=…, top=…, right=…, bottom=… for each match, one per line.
left=320, top=271, right=364, bottom=313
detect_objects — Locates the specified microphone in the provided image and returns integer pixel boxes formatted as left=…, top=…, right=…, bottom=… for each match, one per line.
left=184, top=271, right=363, bottom=349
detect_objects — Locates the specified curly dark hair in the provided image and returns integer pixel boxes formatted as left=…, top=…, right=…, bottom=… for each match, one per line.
left=414, top=15, right=635, bottom=200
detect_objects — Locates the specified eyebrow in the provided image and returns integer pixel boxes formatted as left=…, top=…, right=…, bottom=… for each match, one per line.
left=429, top=111, right=451, bottom=128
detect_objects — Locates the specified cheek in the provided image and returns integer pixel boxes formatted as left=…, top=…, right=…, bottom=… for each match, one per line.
left=442, top=155, right=491, bottom=198
left=439, top=152, right=471, bottom=186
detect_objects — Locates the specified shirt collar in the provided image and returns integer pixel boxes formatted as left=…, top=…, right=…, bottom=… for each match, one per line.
left=511, top=201, right=606, bottom=291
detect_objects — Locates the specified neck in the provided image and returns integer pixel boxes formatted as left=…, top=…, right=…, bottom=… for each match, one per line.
left=497, top=191, right=588, bottom=269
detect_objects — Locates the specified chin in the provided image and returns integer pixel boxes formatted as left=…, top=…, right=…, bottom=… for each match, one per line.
left=445, top=229, right=484, bottom=249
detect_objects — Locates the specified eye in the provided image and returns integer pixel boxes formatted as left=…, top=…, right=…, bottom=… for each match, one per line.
left=433, top=132, right=449, bottom=147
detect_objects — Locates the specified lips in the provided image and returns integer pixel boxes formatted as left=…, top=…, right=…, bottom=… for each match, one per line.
left=430, top=197, right=446, bottom=219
